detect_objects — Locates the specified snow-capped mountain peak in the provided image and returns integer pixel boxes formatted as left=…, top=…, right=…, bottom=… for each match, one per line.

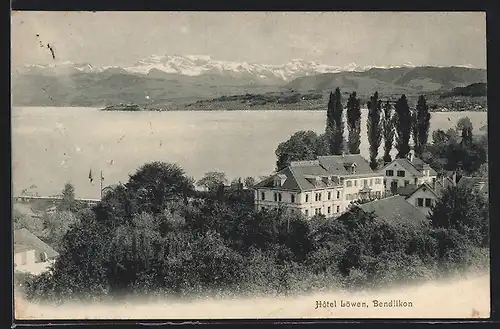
left=15, top=55, right=472, bottom=82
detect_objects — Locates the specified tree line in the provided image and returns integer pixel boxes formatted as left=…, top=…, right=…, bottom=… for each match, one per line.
left=17, top=160, right=488, bottom=303
left=276, top=88, right=486, bottom=177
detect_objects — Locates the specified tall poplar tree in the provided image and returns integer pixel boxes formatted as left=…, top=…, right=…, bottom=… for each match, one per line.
left=366, top=92, right=383, bottom=170
left=346, top=91, right=361, bottom=154
left=394, top=94, right=412, bottom=159
left=325, top=88, right=344, bottom=155
left=382, top=100, right=395, bottom=163
left=413, top=95, right=431, bottom=157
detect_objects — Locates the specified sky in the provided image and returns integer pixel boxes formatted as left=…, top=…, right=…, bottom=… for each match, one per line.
left=11, top=11, right=487, bottom=68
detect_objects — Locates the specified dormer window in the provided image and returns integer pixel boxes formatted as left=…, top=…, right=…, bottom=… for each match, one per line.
left=274, top=174, right=287, bottom=187
left=350, top=163, right=357, bottom=174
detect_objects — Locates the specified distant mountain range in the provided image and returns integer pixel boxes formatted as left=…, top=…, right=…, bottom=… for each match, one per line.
left=285, top=66, right=487, bottom=96
left=441, top=82, right=487, bottom=98
left=11, top=55, right=486, bottom=107
left=14, top=55, right=431, bottom=83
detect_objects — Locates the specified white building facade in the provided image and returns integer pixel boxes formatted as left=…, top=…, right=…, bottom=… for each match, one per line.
left=254, top=155, right=385, bottom=218
left=380, top=151, right=438, bottom=194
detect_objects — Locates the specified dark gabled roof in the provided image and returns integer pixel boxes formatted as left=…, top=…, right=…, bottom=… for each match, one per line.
left=405, top=183, right=439, bottom=199
left=318, top=154, right=374, bottom=175
left=255, top=155, right=377, bottom=192
left=357, top=195, right=429, bottom=227
left=396, top=184, right=419, bottom=196
left=13, top=228, right=59, bottom=259
left=254, top=160, right=333, bottom=192
left=384, top=156, right=438, bottom=177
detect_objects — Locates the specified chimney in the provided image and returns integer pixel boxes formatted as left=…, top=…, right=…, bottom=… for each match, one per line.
left=408, top=150, right=414, bottom=162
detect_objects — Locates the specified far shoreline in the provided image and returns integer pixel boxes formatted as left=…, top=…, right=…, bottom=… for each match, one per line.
left=11, top=106, right=489, bottom=113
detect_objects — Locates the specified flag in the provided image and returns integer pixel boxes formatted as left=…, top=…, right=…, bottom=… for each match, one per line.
left=89, top=169, right=93, bottom=183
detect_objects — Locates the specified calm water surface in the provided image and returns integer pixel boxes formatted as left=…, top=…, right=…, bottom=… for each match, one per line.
left=12, top=107, right=487, bottom=199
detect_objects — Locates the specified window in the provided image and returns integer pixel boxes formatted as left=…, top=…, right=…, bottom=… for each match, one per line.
left=261, top=192, right=265, bottom=200
left=274, top=193, right=278, bottom=202
left=318, top=193, right=322, bottom=201
left=337, top=191, right=341, bottom=199
left=404, top=180, right=410, bottom=186
left=417, top=198, right=424, bottom=207
left=363, top=179, right=368, bottom=187
left=354, top=180, right=358, bottom=187
left=336, top=205, right=340, bottom=213
left=328, top=192, right=331, bottom=200
left=425, top=198, right=432, bottom=207
left=432, top=178, right=436, bottom=187
left=315, top=208, right=322, bottom=215
left=318, top=208, right=322, bottom=215
left=384, top=179, right=387, bottom=188
left=386, top=170, right=394, bottom=176
left=375, top=178, right=381, bottom=185
left=370, top=179, right=373, bottom=186
left=346, top=180, right=352, bottom=187
left=278, top=193, right=282, bottom=202
left=291, top=194, right=295, bottom=203
left=305, top=194, right=309, bottom=202
left=328, top=206, right=331, bottom=214
left=414, top=178, right=418, bottom=185
left=397, top=170, right=406, bottom=177
left=305, top=209, right=308, bottom=216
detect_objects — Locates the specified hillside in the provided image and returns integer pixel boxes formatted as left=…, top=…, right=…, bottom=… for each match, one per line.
left=285, top=66, right=487, bottom=96
left=11, top=64, right=487, bottom=109
left=11, top=71, right=281, bottom=107
left=441, top=82, right=487, bottom=98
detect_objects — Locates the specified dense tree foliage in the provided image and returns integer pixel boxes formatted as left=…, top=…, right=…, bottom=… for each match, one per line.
left=394, top=94, right=412, bottom=158
left=21, top=158, right=488, bottom=303
left=346, top=92, right=361, bottom=155
left=275, top=131, right=329, bottom=171
left=423, top=118, right=487, bottom=176
left=382, top=100, right=395, bottom=163
left=197, top=171, right=228, bottom=194
left=325, top=88, right=344, bottom=155
left=366, top=92, right=383, bottom=169
left=413, top=96, right=432, bottom=158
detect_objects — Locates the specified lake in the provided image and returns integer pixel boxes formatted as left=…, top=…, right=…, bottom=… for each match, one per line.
left=11, top=107, right=487, bottom=199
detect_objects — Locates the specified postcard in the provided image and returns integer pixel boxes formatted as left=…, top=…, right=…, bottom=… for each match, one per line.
left=11, top=11, right=489, bottom=320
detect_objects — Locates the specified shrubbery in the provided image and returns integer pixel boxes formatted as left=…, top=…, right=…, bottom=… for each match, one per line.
left=20, top=161, right=489, bottom=303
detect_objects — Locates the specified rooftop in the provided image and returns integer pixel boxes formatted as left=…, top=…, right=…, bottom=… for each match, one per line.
left=357, top=195, right=430, bottom=227
left=254, top=154, right=378, bottom=192
left=13, top=228, right=59, bottom=259
left=317, top=154, right=374, bottom=176
left=388, top=157, right=438, bottom=177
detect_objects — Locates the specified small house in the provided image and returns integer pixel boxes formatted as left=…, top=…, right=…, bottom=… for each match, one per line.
left=13, top=228, right=59, bottom=275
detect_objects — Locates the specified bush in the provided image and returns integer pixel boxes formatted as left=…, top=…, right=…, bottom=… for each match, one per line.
left=23, top=161, right=489, bottom=303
